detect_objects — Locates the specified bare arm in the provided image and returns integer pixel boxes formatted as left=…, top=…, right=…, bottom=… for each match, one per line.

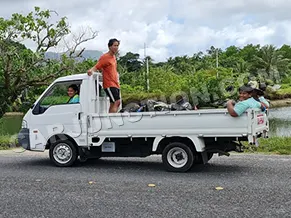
left=87, top=57, right=104, bottom=76
left=87, top=65, right=98, bottom=76
left=227, top=100, right=238, bottom=117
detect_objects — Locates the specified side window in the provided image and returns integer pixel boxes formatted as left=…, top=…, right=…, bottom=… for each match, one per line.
left=40, top=81, right=81, bottom=107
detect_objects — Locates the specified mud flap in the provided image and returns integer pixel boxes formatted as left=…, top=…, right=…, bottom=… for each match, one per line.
left=201, top=151, right=209, bottom=164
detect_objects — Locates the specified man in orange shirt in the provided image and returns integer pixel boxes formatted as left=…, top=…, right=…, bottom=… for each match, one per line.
left=87, top=38, right=121, bottom=113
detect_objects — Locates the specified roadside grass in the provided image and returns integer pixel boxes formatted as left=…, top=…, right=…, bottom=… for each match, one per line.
left=276, top=86, right=291, bottom=96
left=0, top=114, right=22, bottom=150
left=243, top=137, right=291, bottom=155
left=0, top=135, right=17, bottom=150
left=0, top=114, right=23, bottom=135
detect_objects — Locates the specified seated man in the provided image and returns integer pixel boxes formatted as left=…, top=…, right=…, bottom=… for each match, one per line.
left=248, top=82, right=270, bottom=109
left=227, top=85, right=262, bottom=117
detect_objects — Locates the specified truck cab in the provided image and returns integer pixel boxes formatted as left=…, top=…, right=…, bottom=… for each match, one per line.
left=18, top=73, right=269, bottom=172
left=19, top=72, right=107, bottom=148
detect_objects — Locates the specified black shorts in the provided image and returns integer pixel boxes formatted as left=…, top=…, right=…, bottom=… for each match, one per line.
left=104, top=87, right=120, bottom=103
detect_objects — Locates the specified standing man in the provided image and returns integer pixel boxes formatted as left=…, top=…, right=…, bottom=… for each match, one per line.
left=87, top=38, right=121, bottom=113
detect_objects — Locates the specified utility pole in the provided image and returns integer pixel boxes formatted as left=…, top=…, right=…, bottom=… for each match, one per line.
left=144, top=43, right=149, bottom=92
left=216, top=48, right=219, bottom=78
left=216, top=48, right=218, bottom=68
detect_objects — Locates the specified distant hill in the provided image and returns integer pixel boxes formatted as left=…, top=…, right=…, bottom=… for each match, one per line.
left=45, top=50, right=103, bottom=61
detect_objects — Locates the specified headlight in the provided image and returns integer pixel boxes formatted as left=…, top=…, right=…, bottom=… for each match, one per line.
left=21, top=120, right=28, bottom=128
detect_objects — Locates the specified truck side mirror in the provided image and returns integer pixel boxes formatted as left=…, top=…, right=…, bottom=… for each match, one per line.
left=32, top=103, right=40, bottom=115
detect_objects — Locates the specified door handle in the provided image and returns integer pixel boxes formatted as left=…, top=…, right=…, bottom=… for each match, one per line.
left=78, top=112, right=83, bottom=120
left=87, top=115, right=91, bottom=127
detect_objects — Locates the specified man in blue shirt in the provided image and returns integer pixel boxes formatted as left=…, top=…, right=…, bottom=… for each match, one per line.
left=227, top=85, right=262, bottom=117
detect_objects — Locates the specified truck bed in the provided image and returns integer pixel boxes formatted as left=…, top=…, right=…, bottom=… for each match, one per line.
left=88, top=108, right=268, bottom=143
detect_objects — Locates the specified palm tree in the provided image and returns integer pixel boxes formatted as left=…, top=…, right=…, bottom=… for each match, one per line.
left=254, top=45, right=289, bottom=80
left=234, top=59, right=249, bottom=74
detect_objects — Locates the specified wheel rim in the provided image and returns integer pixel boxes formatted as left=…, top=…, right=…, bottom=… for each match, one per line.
left=167, top=147, right=188, bottom=168
left=53, top=143, right=73, bottom=164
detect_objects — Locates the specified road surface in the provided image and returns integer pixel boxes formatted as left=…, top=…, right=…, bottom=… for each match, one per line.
left=0, top=150, right=290, bottom=218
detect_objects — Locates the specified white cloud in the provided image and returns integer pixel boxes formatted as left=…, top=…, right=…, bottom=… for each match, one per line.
left=1, top=0, right=291, bottom=62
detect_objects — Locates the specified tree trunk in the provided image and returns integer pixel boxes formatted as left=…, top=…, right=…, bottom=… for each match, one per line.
left=0, top=90, right=20, bottom=119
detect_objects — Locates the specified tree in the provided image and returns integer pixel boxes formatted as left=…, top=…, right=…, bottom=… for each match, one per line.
left=254, top=45, right=290, bottom=81
left=219, top=46, right=241, bottom=69
left=206, top=46, right=220, bottom=57
left=234, top=59, right=249, bottom=75
left=0, top=7, right=97, bottom=118
left=166, top=55, right=196, bottom=74
left=278, top=44, right=291, bottom=78
left=118, top=52, right=143, bottom=72
left=206, top=46, right=222, bottom=68
left=278, top=44, right=291, bottom=59
left=238, top=44, right=260, bottom=75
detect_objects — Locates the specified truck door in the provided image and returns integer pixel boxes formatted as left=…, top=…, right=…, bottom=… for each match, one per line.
left=30, top=80, right=83, bottom=150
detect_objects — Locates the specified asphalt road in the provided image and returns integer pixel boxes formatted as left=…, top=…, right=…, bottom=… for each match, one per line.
left=0, top=150, right=290, bottom=218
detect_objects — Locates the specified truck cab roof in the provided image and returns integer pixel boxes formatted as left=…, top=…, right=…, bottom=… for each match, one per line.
left=55, top=73, right=102, bottom=82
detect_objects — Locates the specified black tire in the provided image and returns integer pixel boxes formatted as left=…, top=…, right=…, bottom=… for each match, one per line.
left=49, top=139, right=77, bottom=167
left=162, top=142, right=194, bottom=172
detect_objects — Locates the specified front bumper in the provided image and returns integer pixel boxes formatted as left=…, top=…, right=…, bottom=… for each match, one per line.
left=18, top=128, right=30, bottom=150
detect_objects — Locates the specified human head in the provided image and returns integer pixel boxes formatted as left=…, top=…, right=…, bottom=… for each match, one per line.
left=67, top=84, right=79, bottom=98
left=247, top=81, right=264, bottom=97
left=238, top=85, right=253, bottom=101
left=108, top=38, right=120, bottom=55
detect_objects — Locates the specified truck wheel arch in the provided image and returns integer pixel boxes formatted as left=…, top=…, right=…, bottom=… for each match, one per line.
left=45, top=134, right=78, bottom=150
left=153, top=136, right=204, bottom=154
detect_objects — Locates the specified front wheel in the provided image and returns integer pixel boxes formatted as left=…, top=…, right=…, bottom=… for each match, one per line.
left=162, top=142, right=194, bottom=172
left=49, top=140, right=77, bottom=167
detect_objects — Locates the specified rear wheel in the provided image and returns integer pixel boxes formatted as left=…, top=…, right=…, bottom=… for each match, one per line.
left=162, top=142, right=194, bottom=172
left=49, top=140, right=77, bottom=167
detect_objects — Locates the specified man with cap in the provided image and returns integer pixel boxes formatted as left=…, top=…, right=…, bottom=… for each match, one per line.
left=227, top=85, right=263, bottom=117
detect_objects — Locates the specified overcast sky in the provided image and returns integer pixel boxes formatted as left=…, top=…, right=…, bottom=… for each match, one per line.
left=1, top=0, right=291, bottom=62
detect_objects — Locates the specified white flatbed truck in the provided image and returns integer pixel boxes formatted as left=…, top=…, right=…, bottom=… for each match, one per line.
left=18, top=73, right=269, bottom=172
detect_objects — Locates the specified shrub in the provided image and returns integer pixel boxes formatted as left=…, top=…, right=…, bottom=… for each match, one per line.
left=280, top=84, right=291, bottom=89
left=265, top=79, right=275, bottom=86
left=0, top=135, right=18, bottom=149
left=282, top=77, right=291, bottom=84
